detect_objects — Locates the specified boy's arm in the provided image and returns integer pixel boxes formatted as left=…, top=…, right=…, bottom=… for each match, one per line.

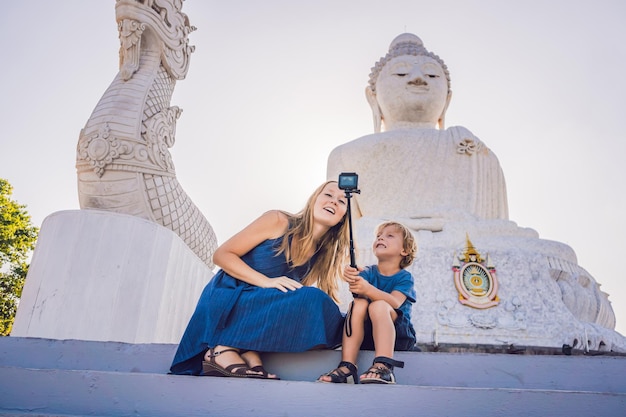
left=368, top=287, right=407, bottom=310
left=349, top=278, right=407, bottom=309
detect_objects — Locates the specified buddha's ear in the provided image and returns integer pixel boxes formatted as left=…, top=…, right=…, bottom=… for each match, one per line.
left=438, top=90, right=452, bottom=130
left=366, top=86, right=382, bottom=133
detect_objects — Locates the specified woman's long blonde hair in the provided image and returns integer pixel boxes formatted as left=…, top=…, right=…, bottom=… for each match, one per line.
left=277, top=181, right=350, bottom=302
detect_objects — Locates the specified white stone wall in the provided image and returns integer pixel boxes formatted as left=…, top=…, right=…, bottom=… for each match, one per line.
left=338, top=216, right=626, bottom=352
left=12, top=210, right=214, bottom=344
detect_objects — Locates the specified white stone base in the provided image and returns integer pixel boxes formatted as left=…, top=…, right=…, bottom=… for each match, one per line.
left=12, top=210, right=214, bottom=344
left=339, top=216, right=626, bottom=352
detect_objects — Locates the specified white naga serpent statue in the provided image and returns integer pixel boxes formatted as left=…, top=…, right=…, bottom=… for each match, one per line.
left=76, top=0, right=217, bottom=268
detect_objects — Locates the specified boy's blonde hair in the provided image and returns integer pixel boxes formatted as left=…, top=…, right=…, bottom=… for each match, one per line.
left=375, top=221, right=417, bottom=269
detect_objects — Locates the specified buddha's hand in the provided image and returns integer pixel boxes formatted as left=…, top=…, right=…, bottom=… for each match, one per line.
left=403, top=209, right=476, bottom=231
left=402, top=216, right=445, bottom=232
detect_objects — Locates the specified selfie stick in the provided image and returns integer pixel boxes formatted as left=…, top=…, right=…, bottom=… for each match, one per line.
left=338, top=173, right=360, bottom=339
left=345, top=192, right=358, bottom=268
left=338, top=172, right=360, bottom=268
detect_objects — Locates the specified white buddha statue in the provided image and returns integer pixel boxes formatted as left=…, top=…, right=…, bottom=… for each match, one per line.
left=327, top=33, right=508, bottom=231
left=327, top=33, right=625, bottom=351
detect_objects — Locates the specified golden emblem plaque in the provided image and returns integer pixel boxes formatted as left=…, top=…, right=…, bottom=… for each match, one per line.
left=452, top=235, right=499, bottom=309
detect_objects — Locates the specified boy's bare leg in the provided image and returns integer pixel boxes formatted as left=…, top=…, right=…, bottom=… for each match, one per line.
left=341, top=298, right=369, bottom=364
left=362, top=300, right=397, bottom=379
left=318, top=298, right=368, bottom=382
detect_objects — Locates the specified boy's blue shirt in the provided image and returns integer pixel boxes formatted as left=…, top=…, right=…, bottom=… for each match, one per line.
left=359, top=265, right=416, bottom=319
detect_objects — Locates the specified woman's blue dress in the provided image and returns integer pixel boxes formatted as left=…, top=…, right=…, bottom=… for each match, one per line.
left=170, top=236, right=344, bottom=375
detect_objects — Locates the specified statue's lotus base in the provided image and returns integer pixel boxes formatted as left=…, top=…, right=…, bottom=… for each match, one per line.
left=342, top=216, right=626, bottom=353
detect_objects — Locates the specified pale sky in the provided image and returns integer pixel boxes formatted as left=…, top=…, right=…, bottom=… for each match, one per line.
left=1, top=0, right=625, bottom=336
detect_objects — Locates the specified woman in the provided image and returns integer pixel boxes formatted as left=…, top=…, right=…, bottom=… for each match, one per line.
left=170, top=181, right=350, bottom=379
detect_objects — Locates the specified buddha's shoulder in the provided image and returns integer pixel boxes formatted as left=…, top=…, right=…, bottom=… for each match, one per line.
left=446, top=125, right=476, bottom=135
left=330, top=126, right=477, bottom=153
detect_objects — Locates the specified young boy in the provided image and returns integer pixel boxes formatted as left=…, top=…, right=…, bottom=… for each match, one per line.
left=318, top=221, right=417, bottom=384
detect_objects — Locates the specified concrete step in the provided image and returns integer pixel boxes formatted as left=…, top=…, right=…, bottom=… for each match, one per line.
left=1, top=337, right=625, bottom=417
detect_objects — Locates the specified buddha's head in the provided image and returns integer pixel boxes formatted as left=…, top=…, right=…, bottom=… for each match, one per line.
left=367, top=33, right=452, bottom=132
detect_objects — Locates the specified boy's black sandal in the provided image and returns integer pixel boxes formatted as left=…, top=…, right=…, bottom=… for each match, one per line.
left=317, top=361, right=359, bottom=384
left=360, top=356, right=405, bottom=384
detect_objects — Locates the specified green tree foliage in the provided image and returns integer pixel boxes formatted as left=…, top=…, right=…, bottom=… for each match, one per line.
left=0, top=178, right=38, bottom=336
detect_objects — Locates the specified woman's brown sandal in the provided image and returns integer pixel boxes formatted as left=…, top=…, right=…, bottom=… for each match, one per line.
left=360, top=356, right=404, bottom=384
left=317, top=361, right=359, bottom=384
left=201, top=348, right=256, bottom=378
left=248, top=365, right=280, bottom=380
left=240, top=350, right=280, bottom=380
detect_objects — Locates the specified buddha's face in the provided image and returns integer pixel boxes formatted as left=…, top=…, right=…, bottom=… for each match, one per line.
left=374, top=55, right=449, bottom=127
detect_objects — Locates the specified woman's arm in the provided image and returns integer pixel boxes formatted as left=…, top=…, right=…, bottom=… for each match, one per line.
left=213, top=210, right=303, bottom=292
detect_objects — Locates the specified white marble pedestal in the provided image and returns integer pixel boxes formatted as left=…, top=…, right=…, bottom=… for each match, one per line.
left=12, top=210, right=213, bottom=343
left=338, top=216, right=626, bottom=352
